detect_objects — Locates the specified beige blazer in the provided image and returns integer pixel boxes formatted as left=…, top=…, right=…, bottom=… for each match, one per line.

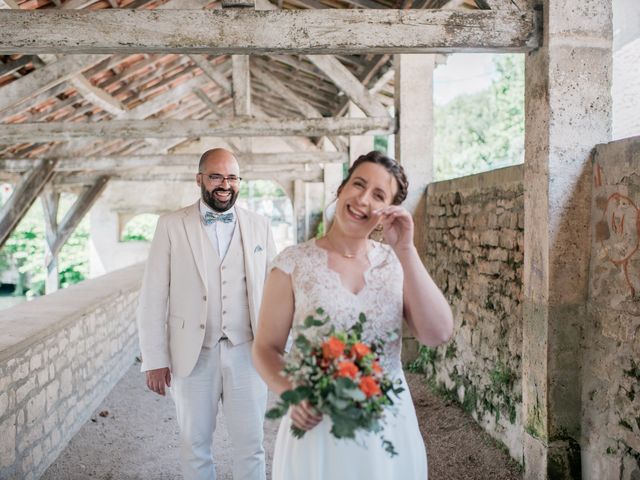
left=136, top=201, right=276, bottom=377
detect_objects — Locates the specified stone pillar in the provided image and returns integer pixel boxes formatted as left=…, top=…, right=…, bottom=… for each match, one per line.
left=293, top=178, right=306, bottom=244
left=348, top=102, right=375, bottom=165
left=394, top=54, right=435, bottom=365
left=323, top=163, right=344, bottom=226
left=522, top=1, right=612, bottom=478
left=394, top=54, right=435, bottom=217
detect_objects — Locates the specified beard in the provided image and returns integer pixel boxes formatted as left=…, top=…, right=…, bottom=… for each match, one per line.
left=201, top=184, right=239, bottom=212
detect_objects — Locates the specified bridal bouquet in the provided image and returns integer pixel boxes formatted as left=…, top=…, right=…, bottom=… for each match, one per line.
left=266, top=308, right=404, bottom=457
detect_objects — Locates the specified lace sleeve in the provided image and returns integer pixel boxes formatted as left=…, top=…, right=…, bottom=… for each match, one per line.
left=269, top=245, right=297, bottom=275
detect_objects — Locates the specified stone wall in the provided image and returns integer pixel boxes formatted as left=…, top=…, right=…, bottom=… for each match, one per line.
left=418, top=165, right=524, bottom=462
left=0, top=264, right=143, bottom=480
left=582, top=136, right=640, bottom=479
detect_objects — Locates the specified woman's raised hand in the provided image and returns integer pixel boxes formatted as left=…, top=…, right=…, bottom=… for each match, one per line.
left=372, top=206, right=415, bottom=251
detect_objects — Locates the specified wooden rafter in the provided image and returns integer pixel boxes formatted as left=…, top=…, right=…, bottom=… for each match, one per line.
left=306, top=55, right=389, bottom=117
left=49, top=175, right=109, bottom=257
left=0, top=158, right=58, bottom=249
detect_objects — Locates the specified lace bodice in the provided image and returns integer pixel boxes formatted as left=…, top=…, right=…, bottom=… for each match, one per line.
left=270, top=239, right=404, bottom=373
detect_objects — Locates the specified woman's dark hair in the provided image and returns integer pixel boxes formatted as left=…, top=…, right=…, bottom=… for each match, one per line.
left=337, top=151, right=408, bottom=205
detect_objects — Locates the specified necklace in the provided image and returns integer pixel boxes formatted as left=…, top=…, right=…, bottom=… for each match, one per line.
left=325, top=235, right=366, bottom=259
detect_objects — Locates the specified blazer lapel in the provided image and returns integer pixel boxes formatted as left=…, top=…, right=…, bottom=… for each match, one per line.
left=182, top=201, right=207, bottom=287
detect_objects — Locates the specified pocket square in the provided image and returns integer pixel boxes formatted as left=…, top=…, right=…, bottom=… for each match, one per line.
left=254, top=245, right=264, bottom=253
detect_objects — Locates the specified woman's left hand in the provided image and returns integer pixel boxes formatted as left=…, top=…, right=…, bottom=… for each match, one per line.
left=372, top=206, right=414, bottom=251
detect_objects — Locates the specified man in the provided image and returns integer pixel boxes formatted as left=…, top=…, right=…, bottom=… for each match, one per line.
left=137, top=148, right=276, bottom=480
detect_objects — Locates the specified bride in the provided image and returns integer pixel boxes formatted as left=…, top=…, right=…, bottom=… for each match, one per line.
left=252, top=151, right=454, bottom=479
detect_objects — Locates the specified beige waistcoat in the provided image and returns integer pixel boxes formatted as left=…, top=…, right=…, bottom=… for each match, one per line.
left=201, top=222, right=253, bottom=347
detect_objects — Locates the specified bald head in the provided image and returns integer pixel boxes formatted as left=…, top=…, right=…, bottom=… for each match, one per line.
left=198, top=148, right=239, bottom=173
left=197, top=148, right=241, bottom=212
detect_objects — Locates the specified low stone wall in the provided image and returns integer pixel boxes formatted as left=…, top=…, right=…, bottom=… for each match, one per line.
left=583, top=136, right=640, bottom=479
left=0, top=264, right=144, bottom=480
left=418, top=165, right=525, bottom=462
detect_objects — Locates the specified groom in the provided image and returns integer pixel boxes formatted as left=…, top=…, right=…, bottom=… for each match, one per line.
left=137, top=148, right=276, bottom=480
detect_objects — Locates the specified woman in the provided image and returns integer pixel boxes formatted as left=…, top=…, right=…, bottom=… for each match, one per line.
left=253, top=151, right=454, bottom=479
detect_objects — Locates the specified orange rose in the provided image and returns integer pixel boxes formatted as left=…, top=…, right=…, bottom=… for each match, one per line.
left=336, top=361, right=359, bottom=379
left=351, top=342, right=372, bottom=360
left=359, top=376, right=381, bottom=398
left=322, top=337, right=345, bottom=360
left=371, top=361, right=382, bottom=374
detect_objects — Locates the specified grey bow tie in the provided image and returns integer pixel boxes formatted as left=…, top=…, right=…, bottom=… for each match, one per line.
left=203, top=211, right=234, bottom=225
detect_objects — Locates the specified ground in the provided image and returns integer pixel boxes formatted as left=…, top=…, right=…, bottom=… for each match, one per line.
left=42, top=362, right=522, bottom=479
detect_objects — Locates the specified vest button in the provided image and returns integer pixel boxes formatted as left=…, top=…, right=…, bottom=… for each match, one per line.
left=222, top=310, right=227, bottom=315
left=222, top=281, right=227, bottom=285
left=221, top=266, right=226, bottom=270
left=202, top=295, right=207, bottom=301
left=222, top=295, right=227, bottom=299
left=200, top=324, right=205, bottom=329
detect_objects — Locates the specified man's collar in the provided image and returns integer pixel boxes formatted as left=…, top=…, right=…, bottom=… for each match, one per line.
left=199, top=200, right=236, bottom=221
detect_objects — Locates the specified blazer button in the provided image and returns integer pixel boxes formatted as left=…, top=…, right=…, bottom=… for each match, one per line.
left=202, top=295, right=207, bottom=301
left=222, top=295, right=227, bottom=299
left=222, top=281, right=227, bottom=285
left=200, top=324, right=205, bottom=329
left=222, top=310, right=227, bottom=315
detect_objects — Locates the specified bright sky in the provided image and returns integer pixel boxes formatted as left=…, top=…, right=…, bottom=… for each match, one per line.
left=433, top=53, right=497, bottom=106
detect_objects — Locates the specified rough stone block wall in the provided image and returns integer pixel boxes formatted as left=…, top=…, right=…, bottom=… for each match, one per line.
left=418, top=165, right=524, bottom=462
left=583, top=137, right=640, bottom=479
left=0, top=264, right=143, bottom=480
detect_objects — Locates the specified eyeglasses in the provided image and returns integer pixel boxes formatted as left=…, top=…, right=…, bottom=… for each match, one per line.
left=199, top=173, right=242, bottom=187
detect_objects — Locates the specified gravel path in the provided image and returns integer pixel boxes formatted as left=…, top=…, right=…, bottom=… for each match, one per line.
left=43, top=361, right=521, bottom=480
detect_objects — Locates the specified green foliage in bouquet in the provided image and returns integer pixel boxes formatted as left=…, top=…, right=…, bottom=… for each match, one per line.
left=266, top=308, right=404, bottom=457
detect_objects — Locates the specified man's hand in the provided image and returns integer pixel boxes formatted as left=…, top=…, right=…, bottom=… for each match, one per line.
left=146, top=367, right=171, bottom=396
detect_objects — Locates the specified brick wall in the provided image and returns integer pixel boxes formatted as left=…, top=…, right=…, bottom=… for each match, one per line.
left=417, top=165, right=525, bottom=462
left=0, top=264, right=143, bottom=480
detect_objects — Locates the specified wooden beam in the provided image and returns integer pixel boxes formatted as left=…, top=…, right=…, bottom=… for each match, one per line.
left=190, top=55, right=232, bottom=94
left=50, top=175, right=109, bottom=257
left=0, top=158, right=58, bottom=250
left=0, top=151, right=348, bottom=171
left=0, top=10, right=542, bottom=55
left=306, top=55, right=389, bottom=117
left=66, top=74, right=126, bottom=116
left=40, top=185, right=60, bottom=293
left=0, top=55, right=39, bottom=78
left=52, top=169, right=323, bottom=185
left=251, top=63, right=348, bottom=151
left=232, top=55, right=251, bottom=116
left=0, top=0, right=19, bottom=9
left=251, top=63, right=321, bottom=118
left=222, top=0, right=255, bottom=8
left=0, top=117, right=394, bottom=143
left=0, top=54, right=108, bottom=114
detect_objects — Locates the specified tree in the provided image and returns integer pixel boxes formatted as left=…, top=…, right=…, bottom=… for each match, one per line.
left=434, top=54, right=524, bottom=181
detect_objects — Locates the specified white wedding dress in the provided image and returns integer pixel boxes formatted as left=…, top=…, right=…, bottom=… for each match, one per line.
left=269, top=239, right=428, bottom=480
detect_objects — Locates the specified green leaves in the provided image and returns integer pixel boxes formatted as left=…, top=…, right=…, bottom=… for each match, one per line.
left=303, top=315, right=326, bottom=328
left=434, top=53, right=524, bottom=182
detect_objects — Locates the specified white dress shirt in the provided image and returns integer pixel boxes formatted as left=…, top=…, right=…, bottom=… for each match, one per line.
left=199, top=200, right=237, bottom=260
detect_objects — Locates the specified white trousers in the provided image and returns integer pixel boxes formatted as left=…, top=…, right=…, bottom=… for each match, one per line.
left=171, top=341, right=268, bottom=480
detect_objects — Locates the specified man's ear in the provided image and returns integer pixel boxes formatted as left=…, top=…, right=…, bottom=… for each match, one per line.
left=196, top=173, right=202, bottom=188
